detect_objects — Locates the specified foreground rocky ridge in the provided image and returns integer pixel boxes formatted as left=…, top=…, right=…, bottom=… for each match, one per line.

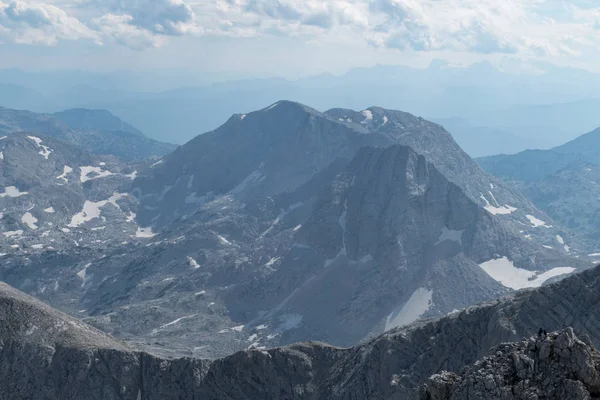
left=3, top=262, right=600, bottom=399
left=421, top=328, right=600, bottom=400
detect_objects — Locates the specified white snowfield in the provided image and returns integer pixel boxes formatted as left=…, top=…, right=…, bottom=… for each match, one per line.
left=27, top=136, right=52, bottom=159
left=479, top=192, right=517, bottom=215
left=479, top=257, right=575, bottom=290
left=135, top=227, right=156, bottom=238
left=56, top=165, right=73, bottom=184
left=79, top=166, right=114, bottom=183
left=0, top=186, right=28, bottom=198
left=21, top=212, right=38, bottom=230
left=526, top=215, right=546, bottom=227
left=68, top=193, right=127, bottom=227
left=385, top=287, right=433, bottom=330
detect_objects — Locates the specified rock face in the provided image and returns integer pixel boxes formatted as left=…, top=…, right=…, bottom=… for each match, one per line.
left=0, top=106, right=175, bottom=160
left=421, top=328, right=600, bottom=400
left=225, top=145, right=574, bottom=348
left=134, top=101, right=565, bottom=258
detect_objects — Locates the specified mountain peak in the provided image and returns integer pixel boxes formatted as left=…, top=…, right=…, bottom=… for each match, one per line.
left=53, top=108, right=144, bottom=137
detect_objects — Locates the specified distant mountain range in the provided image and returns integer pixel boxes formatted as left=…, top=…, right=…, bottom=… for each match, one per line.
left=3, top=62, right=600, bottom=154
left=0, top=106, right=176, bottom=160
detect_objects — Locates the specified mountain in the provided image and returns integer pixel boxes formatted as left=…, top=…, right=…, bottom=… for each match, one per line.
left=53, top=108, right=144, bottom=137
left=478, top=128, right=600, bottom=246
left=4, top=262, right=600, bottom=399
left=422, top=328, right=600, bottom=400
left=0, top=106, right=175, bottom=160
left=0, top=101, right=585, bottom=361
left=6, top=62, right=600, bottom=148
left=431, top=117, right=551, bottom=157
left=61, top=133, right=579, bottom=358
left=136, top=101, right=574, bottom=254
left=554, top=127, right=600, bottom=161
left=478, top=126, right=600, bottom=182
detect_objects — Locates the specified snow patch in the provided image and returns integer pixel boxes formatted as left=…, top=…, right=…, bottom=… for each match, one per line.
left=125, top=170, right=137, bottom=180
left=556, top=235, right=565, bottom=244
left=44, top=207, right=55, bottom=213
left=126, top=212, right=136, bottom=223
left=152, top=314, right=198, bottom=334
left=265, top=257, right=280, bottom=268
left=216, top=234, right=232, bottom=246
left=80, top=166, right=114, bottom=183
left=135, top=227, right=156, bottom=238
left=77, top=263, right=92, bottom=288
left=361, top=109, right=373, bottom=122
left=526, top=215, right=546, bottom=227
left=543, top=245, right=553, bottom=249
left=56, top=165, right=72, bottom=184
left=27, top=136, right=52, bottom=159
left=3, top=230, right=23, bottom=238
left=385, top=287, right=433, bottom=330
left=479, top=257, right=575, bottom=290
left=187, top=256, right=200, bottom=269
left=68, top=193, right=127, bottom=227
left=434, top=227, right=464, bottom=245
left=0, top=186, right=28, bottom=198
left=480, top=193, right=517, bottom=215
left=31, top=244, right=44, bottom=249
left=21, top=212, right=38, bottom=229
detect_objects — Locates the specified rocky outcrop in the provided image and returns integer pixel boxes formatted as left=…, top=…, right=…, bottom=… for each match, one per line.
left=421, top=328, right=600, bottom=400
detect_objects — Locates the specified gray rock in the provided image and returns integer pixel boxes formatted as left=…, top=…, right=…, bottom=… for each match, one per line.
left=420, top=328, right=600, bottom=400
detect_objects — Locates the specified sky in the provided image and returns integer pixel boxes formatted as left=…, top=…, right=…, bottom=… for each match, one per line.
left=1, top=0, right=600, bottom=79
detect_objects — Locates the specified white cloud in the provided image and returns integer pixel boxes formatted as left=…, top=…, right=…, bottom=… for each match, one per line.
left=0, top=0, right=99, bottom=45
left=92, top=13, right=163, bottom=49
left=1, top=0, right=600, bottom=59
left=91, top=0, right=201, bottom=36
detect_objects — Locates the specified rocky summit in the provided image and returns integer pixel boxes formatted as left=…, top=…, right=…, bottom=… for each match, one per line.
left=421, top=328, right=600, bottom=400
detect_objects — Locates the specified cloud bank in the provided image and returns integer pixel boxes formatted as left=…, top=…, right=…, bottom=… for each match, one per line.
left=0, top=0, right=598, bottom=58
